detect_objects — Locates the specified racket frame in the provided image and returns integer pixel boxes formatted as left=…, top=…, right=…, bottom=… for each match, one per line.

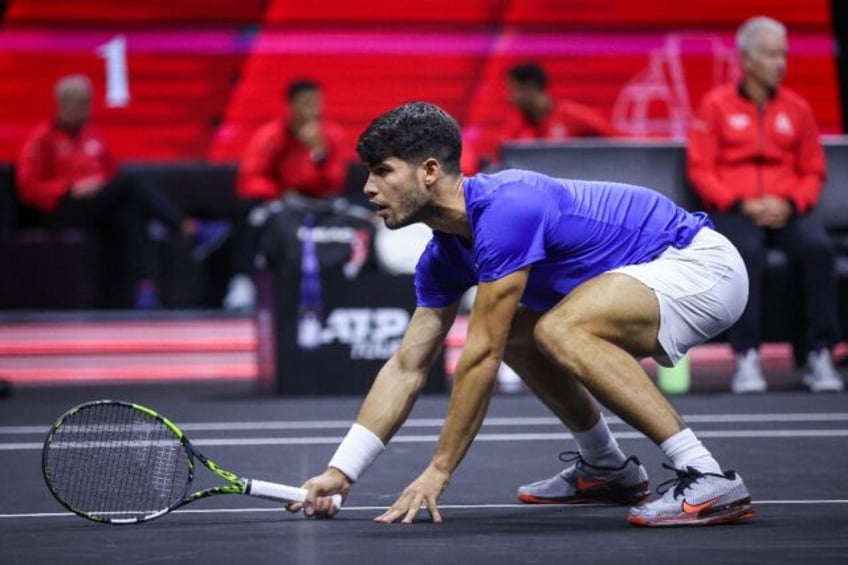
left=42, top=400, right=318, bottom=525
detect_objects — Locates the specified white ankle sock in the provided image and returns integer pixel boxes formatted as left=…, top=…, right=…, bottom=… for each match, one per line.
left=573, top=415, right=628, bottom=468
left=660, top=428, right=722, bottom=474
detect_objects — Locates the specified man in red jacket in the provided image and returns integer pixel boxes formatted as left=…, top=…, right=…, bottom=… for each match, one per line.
left=16, top=74, right=229, bottom=309
left=223, top=79, right=350, bottom=311
left=502, top=62, right=622, bottom=143
left=473, top=62, right=624, bottom=172
left=687, top=16, right=843, bottom=393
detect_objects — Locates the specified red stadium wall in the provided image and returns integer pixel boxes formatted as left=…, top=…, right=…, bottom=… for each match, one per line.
left=0, top=0, right=841, bottom=164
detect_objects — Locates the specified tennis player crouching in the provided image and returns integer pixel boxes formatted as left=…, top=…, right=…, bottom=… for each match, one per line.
left=289, top=101, right=755, bottom=527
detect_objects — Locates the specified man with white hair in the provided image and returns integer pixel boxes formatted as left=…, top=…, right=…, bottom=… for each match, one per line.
left=16, top=74, right=230, bottom=308
left=687, top=16, right=844, bottom=393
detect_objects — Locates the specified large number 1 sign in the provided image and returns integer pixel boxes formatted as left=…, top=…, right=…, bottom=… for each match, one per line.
left=96, top=35, right=130, bottom=108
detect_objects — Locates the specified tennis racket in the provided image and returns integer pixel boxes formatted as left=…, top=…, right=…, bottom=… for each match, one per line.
left=42, top=399, right=341, bottom=524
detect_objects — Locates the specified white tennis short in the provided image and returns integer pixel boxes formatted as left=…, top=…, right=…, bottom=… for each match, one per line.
left=609, top=227, right=748, bottom=367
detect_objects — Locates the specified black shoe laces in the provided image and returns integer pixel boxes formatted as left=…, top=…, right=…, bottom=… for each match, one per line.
left=655, top=463, right=732, bottom=498
left=558, top=451, right=641, bottom=473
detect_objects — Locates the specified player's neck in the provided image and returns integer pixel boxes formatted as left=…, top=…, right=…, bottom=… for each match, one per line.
left=425, top=175, right=470, bottom=239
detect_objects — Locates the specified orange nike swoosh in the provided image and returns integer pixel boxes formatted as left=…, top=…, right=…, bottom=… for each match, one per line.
left=575, top=477, right=611, bottom=490
left=681, top=497, right=719, bottom=515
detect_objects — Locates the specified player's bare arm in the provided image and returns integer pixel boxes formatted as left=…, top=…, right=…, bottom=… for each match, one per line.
left=295, top=304, right=458, bottom=517
left=375, top=267, right=530, bottom=524
left=356, top=304, right=460, bottom=441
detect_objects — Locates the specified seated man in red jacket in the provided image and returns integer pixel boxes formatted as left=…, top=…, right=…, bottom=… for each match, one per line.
left=222, top=79, right=350, bottom=311
left=502, top=62, right=622, bottom=144
left=472, top=62, right=624, bottom=171
left=16, top=74, right=229, bottom=309
left=687, top=16, right=843, bottom=393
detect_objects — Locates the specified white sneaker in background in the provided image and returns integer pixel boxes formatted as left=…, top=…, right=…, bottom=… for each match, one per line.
left=497, top=362, right=524, bottom=394
left=803, top=349, right=845, bottom=392
left=730, top=349, right=767, bottom=393
left=222, top=274, right=256, bottom=312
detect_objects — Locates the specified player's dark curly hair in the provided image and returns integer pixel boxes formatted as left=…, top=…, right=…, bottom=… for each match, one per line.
left=356, top=102, right=462, bottom=175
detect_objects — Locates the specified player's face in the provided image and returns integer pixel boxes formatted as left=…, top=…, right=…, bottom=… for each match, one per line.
left=744, top=29, right=787, bottom=90
left=364, top=157, right=434, bottom=229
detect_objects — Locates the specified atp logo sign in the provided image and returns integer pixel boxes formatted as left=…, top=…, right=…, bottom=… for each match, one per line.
left=320, top=308, right=410, bottom=360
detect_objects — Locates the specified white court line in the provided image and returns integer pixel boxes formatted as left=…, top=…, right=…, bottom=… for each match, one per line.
left=3, top=413, right=848, bottom=435
left=3, top=499, right=848, bottom=520
left=4, top=429, right=848, bottom=451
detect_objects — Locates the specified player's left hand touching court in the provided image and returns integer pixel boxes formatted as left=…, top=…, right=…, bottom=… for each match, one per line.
left=374, top=464, right=451, bottom=524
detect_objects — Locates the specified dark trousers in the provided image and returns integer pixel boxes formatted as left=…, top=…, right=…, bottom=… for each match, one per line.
left=46, top=173, right=185, bottom=290
left=230, top=197, right=265, bottom=275
left=712, top=210, right=840, bottom=355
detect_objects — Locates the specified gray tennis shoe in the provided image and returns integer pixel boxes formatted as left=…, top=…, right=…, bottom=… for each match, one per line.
left=628, top=464, right=755, bottom=527
left=517, top=452, right=650, bottom=505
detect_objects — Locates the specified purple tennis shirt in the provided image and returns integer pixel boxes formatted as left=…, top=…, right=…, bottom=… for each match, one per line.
left=414, top=169, right=712, bottom=311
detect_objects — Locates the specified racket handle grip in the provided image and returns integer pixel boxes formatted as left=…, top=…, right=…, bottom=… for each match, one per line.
left=247, top=479, right=343, bottom=509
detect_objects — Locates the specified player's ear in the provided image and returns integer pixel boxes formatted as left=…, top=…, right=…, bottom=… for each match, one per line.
left=421, top=157, right=440, bottom=188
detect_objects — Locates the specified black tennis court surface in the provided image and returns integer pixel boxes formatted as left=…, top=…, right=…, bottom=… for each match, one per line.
left=2, top=381, right=847, bottom=564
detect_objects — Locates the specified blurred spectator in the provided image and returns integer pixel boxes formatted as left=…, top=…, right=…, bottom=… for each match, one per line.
left=15, top=74, right=229, bottom=309
left=223, top=79, right=349, bottom=311
left=502, top=62, right=622, bottom=143
left=469, top=62, right=625, bottom=170
left=687, top=16, right=843, bottom=393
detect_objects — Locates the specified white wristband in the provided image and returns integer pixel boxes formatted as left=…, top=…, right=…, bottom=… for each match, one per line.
left=327, top=423, right=385, bottom=483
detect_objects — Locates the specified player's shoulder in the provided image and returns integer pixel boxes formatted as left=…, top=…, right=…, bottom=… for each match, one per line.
left=482, top=169, right=565, bottom=197
left=467, top=170, right=562, bottom=229
left=470, top=168, right=549, bottom=189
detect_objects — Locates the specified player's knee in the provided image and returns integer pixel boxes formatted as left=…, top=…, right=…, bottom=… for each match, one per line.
left=533, top=311, right=588, bottom=361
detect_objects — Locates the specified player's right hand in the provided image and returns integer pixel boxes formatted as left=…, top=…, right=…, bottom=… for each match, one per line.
left=288, top=467, right=352, bottom=519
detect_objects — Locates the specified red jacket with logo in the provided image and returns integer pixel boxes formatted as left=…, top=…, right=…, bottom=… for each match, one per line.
left=687, top=84, right=826, bottom=213
left=237, top=118, right=349, bottom=201
left=16, top=120, right=117, bottom=212
left=502, top=99, right=621, bottom=141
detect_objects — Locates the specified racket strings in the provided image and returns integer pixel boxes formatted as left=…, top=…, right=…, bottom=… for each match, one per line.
left=44, top=403, right=191, bottom=522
